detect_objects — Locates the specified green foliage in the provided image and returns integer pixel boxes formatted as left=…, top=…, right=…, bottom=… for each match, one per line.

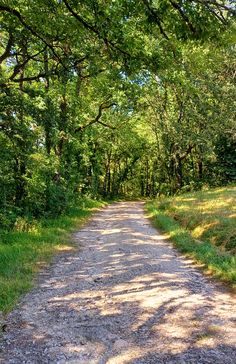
left=214, top=133, right=236, bottom=183
left=147, top=186, right=236, bottom=286
left=0, top=1, right=235, bottom=220
left=0, top=197, right=105, bottom=312
left=0, top=0, right=235, bottom=312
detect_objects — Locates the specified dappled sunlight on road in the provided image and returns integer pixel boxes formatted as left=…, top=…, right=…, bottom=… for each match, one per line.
left=1, top=202, right=236, bottom=363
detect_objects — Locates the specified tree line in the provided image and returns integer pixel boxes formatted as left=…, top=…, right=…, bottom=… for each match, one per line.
left=0, top=0, right=235, bottom=229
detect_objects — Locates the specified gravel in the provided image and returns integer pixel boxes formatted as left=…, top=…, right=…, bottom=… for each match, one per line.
left=0, top=201, right=235, bottom=363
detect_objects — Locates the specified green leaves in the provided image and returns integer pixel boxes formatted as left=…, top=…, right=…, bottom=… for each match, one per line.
left=0, top=0, right=235, bottom=221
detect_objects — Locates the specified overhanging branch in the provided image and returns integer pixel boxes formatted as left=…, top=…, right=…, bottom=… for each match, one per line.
left=0, top=5, right=67, bottom=68
left=0, top=32, right=14, bottom=64
left=75, top=102, right=116, bottom=132
left=142, top=0, right=169, bottom=39
left=62, top=0, right=131, bottom=57
left=169, top=1, right=197, bottom=34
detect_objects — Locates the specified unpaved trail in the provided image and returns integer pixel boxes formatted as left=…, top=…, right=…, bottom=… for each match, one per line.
left=0, top=202, right=235, bottom=364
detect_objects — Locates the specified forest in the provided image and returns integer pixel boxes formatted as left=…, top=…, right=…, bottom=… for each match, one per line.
left=0, top=0, right=236, bottom=229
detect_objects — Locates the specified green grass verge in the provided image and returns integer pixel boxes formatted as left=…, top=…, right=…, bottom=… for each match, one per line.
left=146, top=186, right=236, bottom=288
left=0, top=198, right=106, bottom=313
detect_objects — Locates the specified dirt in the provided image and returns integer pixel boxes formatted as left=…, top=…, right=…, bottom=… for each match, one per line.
left=0, top=201, right=235, bottom=363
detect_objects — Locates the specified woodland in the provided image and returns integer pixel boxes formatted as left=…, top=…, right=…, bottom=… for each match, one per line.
left=0, top=0, right=236, bottom=229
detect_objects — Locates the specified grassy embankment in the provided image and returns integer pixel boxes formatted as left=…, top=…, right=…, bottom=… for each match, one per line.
left=0, top=198, right=105, bottom=313
left=147, top=186, right=236, bottom=287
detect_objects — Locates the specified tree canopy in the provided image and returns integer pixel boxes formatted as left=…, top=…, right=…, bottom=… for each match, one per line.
left=0, top=0, right=236, bottom=228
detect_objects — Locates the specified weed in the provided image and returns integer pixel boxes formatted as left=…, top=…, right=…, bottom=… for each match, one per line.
left=146, top=186, right=236, bottom=287
left=0, top=198, right=105, bottom=313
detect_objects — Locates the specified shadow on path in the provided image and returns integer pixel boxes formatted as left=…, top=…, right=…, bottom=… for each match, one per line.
left=0, top=202, right=235, bottom=363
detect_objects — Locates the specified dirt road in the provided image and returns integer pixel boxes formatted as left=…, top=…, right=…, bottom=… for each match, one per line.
left=0, top=202, right=235, bottom=363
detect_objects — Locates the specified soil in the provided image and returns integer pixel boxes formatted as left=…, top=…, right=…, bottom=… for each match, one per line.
left=0, top=201, right=235, bottom=363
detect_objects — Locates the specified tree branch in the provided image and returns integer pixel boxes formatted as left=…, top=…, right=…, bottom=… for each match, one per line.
left=179, top=144, right=194, bottom=160
left=192, top=0, right=236, bottom=17
left=9, top=46, right=47, bottom=81
left=62, top=0, right=131, bottom=57
left=142, top=0, right=169, bottom=40
left=206, top=0, right=236, bottom=16
left=0, top=5, right=67, bottom=68
left=0, top=32, right=14, bottom=64
left=169, top=1, right=197, bottom=34
left=12, top=72, right=49, bottom=83
left=204, top=3, right=227, bottom=24
left=75, top=102, right=116, bottom=132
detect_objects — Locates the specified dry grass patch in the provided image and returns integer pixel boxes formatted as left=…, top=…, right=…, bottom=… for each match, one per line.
left=147, top=186, right=236, bottom=287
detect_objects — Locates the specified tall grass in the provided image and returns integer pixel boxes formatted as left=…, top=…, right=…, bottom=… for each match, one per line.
left=146, top=186, right=236, bottom=287
left=0, top=198, right=105, bottom=313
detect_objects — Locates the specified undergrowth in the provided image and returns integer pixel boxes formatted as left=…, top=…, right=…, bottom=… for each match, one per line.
left=146, top=186, right=236, bottom=288
left=0, top=198, right=105, bottom=313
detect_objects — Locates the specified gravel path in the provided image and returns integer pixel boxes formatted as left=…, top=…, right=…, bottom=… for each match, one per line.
left=0, top=201, right=235, bottom=364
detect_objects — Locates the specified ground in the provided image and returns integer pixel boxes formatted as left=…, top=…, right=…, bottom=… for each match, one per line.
left=0, top=202, right=235, bottom=363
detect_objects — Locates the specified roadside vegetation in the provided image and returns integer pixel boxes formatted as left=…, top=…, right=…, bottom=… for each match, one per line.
left=0, top=198, right=105, bottom=313
left=0, top=1, right=236, bottom=312
left=147, top=186, right=236, bottom=287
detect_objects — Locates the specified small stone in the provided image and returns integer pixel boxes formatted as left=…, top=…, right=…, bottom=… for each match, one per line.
left=113, top=339, right=128, bottom=350
left=94, top=277, right=102, bottom=283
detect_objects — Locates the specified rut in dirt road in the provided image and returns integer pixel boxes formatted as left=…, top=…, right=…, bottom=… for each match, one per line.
left=0, top=202, right=235, bottom=364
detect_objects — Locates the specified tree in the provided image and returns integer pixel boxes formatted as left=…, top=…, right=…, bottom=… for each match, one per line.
left=0, top=0, right=235, bottom=227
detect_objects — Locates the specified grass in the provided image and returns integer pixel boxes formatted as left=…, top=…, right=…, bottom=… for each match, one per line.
left=146, top=186, right=236, bottom=287
left=0, top=198, right=106, bottom=313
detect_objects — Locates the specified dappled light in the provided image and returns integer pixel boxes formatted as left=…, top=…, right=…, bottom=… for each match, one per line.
left=1, top=202, right=235, bottom=363
left=192, top=222, right=219, bottom=239
left=158, top=187, right=236, bottom=253
left=0, top=0, right=236, bottom=361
